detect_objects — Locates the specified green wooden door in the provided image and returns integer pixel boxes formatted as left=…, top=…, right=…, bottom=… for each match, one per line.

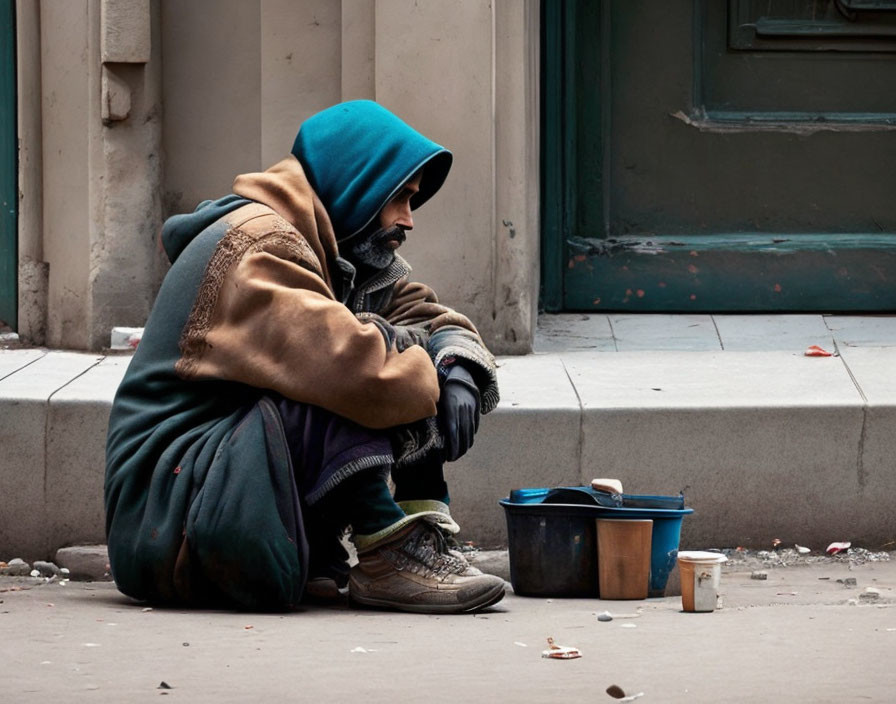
left=0, top=0, right=15, bottom=330
left=543, top=0, right=896, bottom=312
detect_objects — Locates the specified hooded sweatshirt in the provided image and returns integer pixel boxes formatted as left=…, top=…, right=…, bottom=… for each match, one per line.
left=104, top=101, right=498, bottom=611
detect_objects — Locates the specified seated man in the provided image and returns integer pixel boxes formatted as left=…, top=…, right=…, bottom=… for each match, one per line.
left=104, top=100, right=504, bottom=614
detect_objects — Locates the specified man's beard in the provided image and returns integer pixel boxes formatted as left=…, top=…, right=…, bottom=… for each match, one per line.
left=347, top=224, right=407, bottom=271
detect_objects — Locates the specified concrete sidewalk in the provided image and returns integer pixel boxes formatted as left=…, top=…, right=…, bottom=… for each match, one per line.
left=2, top=314, right=896, bottom=560
left=2, top=556, right=894, bottom=702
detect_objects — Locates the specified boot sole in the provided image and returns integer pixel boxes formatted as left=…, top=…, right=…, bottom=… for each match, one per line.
left=348, top=582, right=506, bottom=615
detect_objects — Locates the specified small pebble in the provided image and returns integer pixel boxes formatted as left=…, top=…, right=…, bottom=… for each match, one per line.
left=837, top=577, right=857, bottom=587
left=607, top=684, right=626, bottom=699
left=597, top=611, right=613, bottom=622
left=33, top=561, right=60, bottom=577
left=619, top=623, right=637, bottom=629
left=751, top=571, right=768, bottom=580
left=30, top=569, right=40, bottom=578
left=0, top=559, right=32, bottom=577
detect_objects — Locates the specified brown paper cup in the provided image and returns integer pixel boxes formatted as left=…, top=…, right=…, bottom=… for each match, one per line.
left=596, top=519, right=652, bottom=600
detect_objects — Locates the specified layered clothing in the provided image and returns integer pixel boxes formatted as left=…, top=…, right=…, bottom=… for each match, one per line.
left=105, top=116, right=498, bottom=609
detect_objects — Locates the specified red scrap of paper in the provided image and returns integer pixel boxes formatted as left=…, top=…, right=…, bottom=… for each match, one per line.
left=826, top=541, right=851, bottom=555
left=804, top=345, right=833, bottom=357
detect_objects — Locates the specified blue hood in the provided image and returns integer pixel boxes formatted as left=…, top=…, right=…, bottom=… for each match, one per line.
left=291, top=100, right=452, bottom=240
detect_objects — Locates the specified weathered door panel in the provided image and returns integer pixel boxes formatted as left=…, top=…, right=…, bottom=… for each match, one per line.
left=544, top=0, right=896, bottom=312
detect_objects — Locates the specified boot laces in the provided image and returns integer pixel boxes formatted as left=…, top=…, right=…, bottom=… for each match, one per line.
left=392, top=524, right=469, bottom=579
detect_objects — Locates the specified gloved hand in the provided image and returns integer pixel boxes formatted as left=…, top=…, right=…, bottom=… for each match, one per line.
left=438, top=363, right=481, bottom=461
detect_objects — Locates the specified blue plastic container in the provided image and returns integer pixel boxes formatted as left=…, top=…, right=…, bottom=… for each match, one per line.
left=500, top=488, right=693, bottom=598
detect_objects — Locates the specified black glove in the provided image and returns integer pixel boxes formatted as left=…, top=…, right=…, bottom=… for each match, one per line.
left=438, top=363, right=481, bottom=462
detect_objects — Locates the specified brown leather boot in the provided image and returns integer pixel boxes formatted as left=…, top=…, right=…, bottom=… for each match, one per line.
left=349, top=519, right=505, bottom=614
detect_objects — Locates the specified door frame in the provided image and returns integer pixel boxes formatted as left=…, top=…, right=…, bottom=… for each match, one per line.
left=0, top=0, right=16, bottom=330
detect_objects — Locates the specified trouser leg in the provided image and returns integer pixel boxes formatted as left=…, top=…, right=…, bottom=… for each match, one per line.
left=391, top=457, right=450, bottom=505
left=273, top=397, right=404, bottom=590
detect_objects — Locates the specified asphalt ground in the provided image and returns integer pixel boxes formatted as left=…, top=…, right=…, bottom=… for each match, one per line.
left=2, top=557, right=894, bottom=703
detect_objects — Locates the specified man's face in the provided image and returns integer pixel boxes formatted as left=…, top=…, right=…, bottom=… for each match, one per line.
left=347, top=172, right=421, bottom=270
left=379, top=171, right=421, bottom=233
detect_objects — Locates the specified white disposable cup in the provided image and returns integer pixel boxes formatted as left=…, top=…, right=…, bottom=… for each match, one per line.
left=677, top=551, right=728, bottom=612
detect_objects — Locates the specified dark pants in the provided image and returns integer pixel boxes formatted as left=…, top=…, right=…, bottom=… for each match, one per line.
left=274, top=397, right=449, bottom=580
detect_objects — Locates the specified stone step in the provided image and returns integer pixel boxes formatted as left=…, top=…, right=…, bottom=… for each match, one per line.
left=1, top=344, right=894, bottom=561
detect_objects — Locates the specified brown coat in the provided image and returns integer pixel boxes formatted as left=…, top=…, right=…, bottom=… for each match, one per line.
left=175, top=155, right=497, bottom=429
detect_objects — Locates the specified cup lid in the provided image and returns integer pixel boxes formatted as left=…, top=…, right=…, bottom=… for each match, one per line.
left=677, top=550, right=728, bottom=563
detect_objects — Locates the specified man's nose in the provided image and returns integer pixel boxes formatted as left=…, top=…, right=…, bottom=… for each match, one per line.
left=397, top=204, right=414, bottom=230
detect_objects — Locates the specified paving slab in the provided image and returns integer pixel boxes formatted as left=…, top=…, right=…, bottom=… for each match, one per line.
left=609, top=314, right=721, bottom=351
left=0, top=348, right=46, bottom=380
left=561, top=349, right=862, bottom=410
left=0, top=352, right=104, bottom=560
left=447, top=354, right=582, bottom=547
left=835, top=347, right=896, bottom=546
left=1, top=558, right=894, bottom=703
left=825, top=314, right=896, bottom=347
left=563, top=351, right=869, bottom=546
left=713, top=314, right=834, bottom=352
left=47, top=356, right=133, bottom=551
left=533, top=313, right=616, bottom=352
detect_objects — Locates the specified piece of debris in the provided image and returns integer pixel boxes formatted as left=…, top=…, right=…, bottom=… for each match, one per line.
left=859, top=587, right=880, bottom=602
left=607, top=684, right=626, bottom=699
left=542, top=637, right=581, bottom=660
left=751, top=571, right=768, bottom=580
left=350, top=646, right=369, bottom=653
left=776, top=591, right=798, bottom=596
left=804, top=345, right=833, bottom=357
left=826, top=542, right=851, bottom=555
left=513, top=642, right=528, bottom=647
left=837, top=577, right=857, bottom=587
left=795, top=545, right=810, bottom=555
left=772, top=538, right=782, bottom=550
left=619, top=623, right=637, bottom=629
left=157, top=682, right=173, bottom=690
left=597, top=611, right=613, bottom=622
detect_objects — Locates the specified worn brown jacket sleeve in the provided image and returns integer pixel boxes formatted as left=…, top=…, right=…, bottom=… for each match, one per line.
left=382, top=277, right=500, bottom=414
left=177, top=218, right=440, bottom=429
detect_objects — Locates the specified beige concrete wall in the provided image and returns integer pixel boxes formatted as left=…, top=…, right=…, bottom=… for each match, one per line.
left=375, top=0, right=497, bottom=341
left=26, top=0, right=539, bottom=353
left=16, top=0, right=47, bottom=345
left=374, top=0, right=539, bottom=352
left=91, top=0, right=165, bottom=349
left=260, top=0, right=342, bottom=166
left=161, top=0, right=262, bottom=216
left=40, top=0, right=95, bottom=349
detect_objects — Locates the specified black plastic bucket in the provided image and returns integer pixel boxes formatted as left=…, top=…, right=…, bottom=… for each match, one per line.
left=500, top=493, right=693, bottom=598
left=501, top=501, right=600, bottom=597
